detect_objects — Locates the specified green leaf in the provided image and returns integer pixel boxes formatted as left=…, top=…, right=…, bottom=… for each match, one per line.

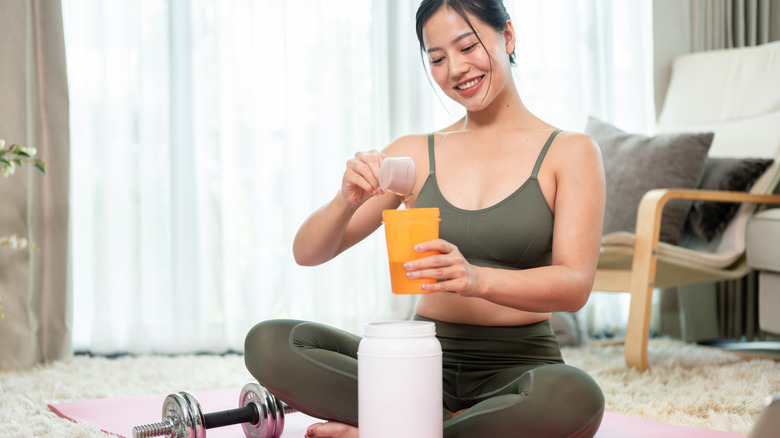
left=34, top=162, right=46, bottom=175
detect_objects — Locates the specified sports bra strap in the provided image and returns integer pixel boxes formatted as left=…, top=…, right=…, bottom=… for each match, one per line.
left=427, top=129, right=561, bottom=178
left=531, top=129, right=562, bottom=178
left=427, top=132, right=436, bottom=175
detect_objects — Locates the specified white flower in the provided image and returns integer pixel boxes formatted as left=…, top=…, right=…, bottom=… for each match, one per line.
left=1, top=161, right=15, bottom=177
left=1, top=234, right=21, bottom=249
left=20, top=146, right=36, bottom=156
left=0, top=234, right=31, bottom=250
left=0, top=139, right=5, bottom=149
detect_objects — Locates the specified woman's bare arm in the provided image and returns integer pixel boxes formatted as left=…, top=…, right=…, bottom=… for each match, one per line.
left=292, top=136, right=426, bottom=266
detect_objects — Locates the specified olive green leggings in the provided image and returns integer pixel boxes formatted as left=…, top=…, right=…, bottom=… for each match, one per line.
left=244, top=316, right=604, bottom=438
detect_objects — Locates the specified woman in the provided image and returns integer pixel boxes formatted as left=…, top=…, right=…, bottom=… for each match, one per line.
left=244, top=1, right=606, bottom=437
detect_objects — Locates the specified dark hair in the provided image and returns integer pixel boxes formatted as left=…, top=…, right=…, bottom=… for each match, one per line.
left=415, top=0, right=516, bottom=66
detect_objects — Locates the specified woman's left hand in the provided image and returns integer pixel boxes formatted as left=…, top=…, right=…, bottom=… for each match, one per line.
left=403, top=239, right=483, bottom=296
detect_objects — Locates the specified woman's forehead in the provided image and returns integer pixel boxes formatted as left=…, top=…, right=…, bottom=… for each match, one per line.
left=422, top=7, right=484, bottom=48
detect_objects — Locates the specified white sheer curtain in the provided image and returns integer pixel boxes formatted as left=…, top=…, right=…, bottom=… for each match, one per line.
left=64, top=0, right=653, bottom=354
left=508, top=0, right=655, bottom=133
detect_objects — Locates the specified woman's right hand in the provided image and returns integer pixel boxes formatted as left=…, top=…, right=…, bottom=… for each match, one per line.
left=340, top=150, right=386, bottom=204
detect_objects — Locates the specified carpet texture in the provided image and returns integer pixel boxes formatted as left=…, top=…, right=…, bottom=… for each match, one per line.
left=1, top=339, right=777, bottom=437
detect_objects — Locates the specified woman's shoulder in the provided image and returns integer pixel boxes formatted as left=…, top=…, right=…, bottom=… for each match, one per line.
left=550, top=129, right=602, bottom=160
left=546, top=129, right=604, bottom=178
left=553, top=129, right=597, bottom=146
left=382, top=133, right=429, bottom=157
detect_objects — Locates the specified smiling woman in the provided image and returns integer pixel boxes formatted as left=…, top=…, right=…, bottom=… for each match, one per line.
left=63, top=0, right=653, bottom=357
left=245, top=0, right=612, bottom=436
left=420, top=0, right=515, bottom=109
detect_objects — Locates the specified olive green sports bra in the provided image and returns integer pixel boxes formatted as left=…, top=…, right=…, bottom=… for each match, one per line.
left=414, top=129, right=561, bottom=270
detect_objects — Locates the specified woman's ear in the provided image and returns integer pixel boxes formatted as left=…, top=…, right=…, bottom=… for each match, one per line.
left=503, top=19, right=516, bottom=57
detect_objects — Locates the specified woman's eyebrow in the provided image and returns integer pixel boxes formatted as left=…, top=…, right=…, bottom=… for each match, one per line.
left=426, top=31, right=476, bottom=53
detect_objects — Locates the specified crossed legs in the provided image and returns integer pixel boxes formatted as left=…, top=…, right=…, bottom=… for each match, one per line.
left=244, top=319, right=604, bottom=438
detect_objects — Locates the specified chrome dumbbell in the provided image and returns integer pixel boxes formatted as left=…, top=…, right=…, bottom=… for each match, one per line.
left=132, top=381, right=298, bottom=438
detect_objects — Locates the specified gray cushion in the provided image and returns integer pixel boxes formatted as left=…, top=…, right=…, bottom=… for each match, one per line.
left=586, top=117, right=713, bottom=244
left=685, top=158, right=773, bottom=241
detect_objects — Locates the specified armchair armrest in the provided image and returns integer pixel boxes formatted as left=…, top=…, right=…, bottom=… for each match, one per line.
left=634, top=189, right=780, bottom=251
left=632, top=188, right=780, bottom=286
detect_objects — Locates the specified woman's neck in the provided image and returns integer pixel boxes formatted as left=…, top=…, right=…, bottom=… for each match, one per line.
left=459, top=85, right=540, bottom=132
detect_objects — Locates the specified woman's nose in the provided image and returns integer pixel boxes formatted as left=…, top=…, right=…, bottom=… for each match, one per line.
left=449, top=54, right=469, bottom=78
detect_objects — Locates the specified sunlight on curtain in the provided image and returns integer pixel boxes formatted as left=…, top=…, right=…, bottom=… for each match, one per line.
left=64, top=0, right=426, bottom=354
left=64, top=0, right=652, bottom=354
left=513, top=1, right=655, bottom=133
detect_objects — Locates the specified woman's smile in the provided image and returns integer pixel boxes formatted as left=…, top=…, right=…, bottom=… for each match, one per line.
left=455, top=75, right=485, bottom=97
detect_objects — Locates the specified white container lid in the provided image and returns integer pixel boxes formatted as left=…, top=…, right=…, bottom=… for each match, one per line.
left=363, top=321, right=435, bottom=337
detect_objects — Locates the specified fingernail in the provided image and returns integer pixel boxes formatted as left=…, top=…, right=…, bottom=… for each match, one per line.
left=414, top=245, right=421, bottom=251
left=403, top=262, right=411, bottom=269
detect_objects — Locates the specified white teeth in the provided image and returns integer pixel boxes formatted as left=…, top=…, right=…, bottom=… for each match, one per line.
left=457, top=77, right=481, bottom=90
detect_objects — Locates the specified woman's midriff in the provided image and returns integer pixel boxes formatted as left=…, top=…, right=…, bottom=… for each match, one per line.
left=415, top=292, right=551, bottom=327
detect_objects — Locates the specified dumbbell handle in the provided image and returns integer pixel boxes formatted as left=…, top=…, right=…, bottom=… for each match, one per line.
left=202, top=400, right=298, bottom=432
left=203, top=404, right=259, bottom=429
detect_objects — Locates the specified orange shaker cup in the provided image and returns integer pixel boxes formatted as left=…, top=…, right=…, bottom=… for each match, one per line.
left=382, top=208, right=440, bottom=294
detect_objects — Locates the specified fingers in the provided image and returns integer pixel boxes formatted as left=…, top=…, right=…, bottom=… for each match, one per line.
left=403, top=239, right=463, bottom=281
left=412, top=238, right=455, bottom=255
left=354, top=150, right=385, bottom=193
left=402, top=239, right=480, bottom=295
left=342, top=150, right=386, bottom=201
left=355, top=150, right=385, bottom=180
left=404, top=253, right=464, bottom=282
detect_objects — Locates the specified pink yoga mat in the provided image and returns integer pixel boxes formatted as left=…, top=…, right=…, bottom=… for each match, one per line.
left=49, top=388, right=746, bottom=438
left=49, top=388, right=318, bottom=437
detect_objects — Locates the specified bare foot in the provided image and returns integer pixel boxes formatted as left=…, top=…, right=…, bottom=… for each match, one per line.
left=305, top=421, right=359, bottom=438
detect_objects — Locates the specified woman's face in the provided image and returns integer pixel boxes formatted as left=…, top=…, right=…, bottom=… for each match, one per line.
left=422, top=7, right=514, bottom=112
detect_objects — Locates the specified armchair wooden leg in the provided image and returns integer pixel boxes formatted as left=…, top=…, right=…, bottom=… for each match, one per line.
left=622, top=190, right=667, bottom=371
left=624, top=278, right=653, bottom=371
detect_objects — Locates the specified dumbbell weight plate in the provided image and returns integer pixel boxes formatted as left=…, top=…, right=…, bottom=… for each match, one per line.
left=240, top=382, right=280, bottom=438
left=161, top=393, right=195, bottom=438
left=179, top=391, right=207, bottom=438
left=274, top=397, right=286, bottom=436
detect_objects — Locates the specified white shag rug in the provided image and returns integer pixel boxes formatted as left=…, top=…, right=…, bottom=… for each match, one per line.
left=0, top=339, right=777, bottom=437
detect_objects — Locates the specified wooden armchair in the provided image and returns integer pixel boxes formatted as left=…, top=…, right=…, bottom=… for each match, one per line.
left=592, top=41, right=780, bottom=370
